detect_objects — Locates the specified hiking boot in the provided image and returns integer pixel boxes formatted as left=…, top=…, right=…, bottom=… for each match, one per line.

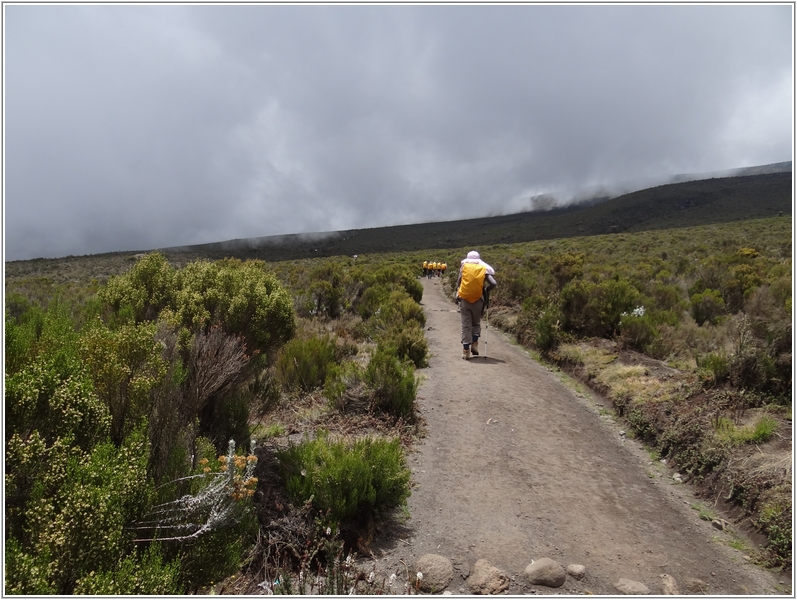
left=462, top=348, right=470, bottom=360
left=470, top=341, right=479, bottom=356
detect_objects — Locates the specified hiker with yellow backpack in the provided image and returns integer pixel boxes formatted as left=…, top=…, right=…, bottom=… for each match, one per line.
left=455, top=250, right=497, bottom=360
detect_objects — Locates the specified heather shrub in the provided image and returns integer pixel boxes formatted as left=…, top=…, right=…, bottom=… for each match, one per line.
left=690, top=288, right=726, bottom=326
left=380, top=322, right=429, bottom=368
left=278, top=432, right=411, bottom=531
left=79, top=318, right=167, bottom=445
left=101, top=255, right=296, bottom=355
left=550, top=251, right=585, bottom=290
left=324, top=361, right=359, bottom=410
left=374, top=290, right=426, bottom=329
left=5, top=302, right=110, bottom=452
left=364, top=347, right=417, bottom=420
left=277, top=334, right=337, bottom=392
left=73, top=544, right=182, bottom=595
left=5, top=429, right=154, bottom=594
left=355, top=283, right=389, bottom=320
left=534, top=306, right=563, bottom=353
left=99, top=252, right=176, bottom=322
left=366, top=264, right=423, bottom=303
left=618, top=312, right=659, bottom=352
left=304, top=261, right=347, bottom=319
left=695, top=352, right=729, bottom=385
left=560, top=277, right=638, bottom=336
left=559, top=278, right=592, bottom=333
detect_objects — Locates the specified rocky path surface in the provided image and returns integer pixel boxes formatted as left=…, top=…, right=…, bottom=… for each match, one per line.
left=366, top=277, right=785, bottom=595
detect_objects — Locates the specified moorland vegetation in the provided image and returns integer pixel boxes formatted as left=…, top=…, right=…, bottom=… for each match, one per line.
left=4, top=172, right=792, bottom=592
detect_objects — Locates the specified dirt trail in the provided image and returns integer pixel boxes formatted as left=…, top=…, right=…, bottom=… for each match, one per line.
left=367, top=277, right=784, bottom=595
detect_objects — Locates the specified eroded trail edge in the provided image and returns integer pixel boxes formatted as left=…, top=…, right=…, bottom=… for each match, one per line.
left=367, top=277, right=782, bottom=595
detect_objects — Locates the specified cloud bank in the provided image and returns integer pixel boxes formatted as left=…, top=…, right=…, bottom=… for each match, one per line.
left=4, top=4, right=792, bottom=260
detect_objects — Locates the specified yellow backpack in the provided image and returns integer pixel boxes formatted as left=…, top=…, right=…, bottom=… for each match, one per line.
left=458, top=263, right=487, bottom=303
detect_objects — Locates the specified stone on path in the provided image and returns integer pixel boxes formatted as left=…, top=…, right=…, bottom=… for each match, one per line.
left=413, top=553, right=454, bottom=593
left=524, top=558, right=566, bottom=588
left=467, top=559, right=510, bottom=595
left=659, top=573, right=679, bottom=594
left=615, top=578, right=651, bottom=594
left=566, top=564, right=586, bottom=580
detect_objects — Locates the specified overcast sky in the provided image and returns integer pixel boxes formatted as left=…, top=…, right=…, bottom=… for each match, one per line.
left=4, top=4, right=793, bottom=261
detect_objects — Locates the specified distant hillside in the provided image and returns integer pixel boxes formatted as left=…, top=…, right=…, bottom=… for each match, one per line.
left=160, top=170, right=792, bottom=263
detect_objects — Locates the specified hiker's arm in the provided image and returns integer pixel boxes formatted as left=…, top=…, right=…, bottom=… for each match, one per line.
left=485, top=274, right=497, bottom=292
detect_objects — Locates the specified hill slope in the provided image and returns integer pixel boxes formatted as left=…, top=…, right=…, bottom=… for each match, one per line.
left=162, top=171, right=792, bottom=262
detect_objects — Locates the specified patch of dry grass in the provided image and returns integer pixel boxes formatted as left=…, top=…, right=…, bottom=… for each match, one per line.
left=557, top=342, right=617, bottom=377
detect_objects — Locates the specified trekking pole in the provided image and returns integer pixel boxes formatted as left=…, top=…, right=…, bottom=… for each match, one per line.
left=483, top=305, right=488, bottom=359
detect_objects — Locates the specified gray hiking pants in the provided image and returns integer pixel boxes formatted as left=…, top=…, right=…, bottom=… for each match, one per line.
left=459, top=298, right=484, bottom=346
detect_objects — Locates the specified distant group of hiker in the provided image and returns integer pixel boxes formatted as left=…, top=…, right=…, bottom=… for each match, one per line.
left=421, top=251, right=498, bottom=361
left=422, top=260, right=447, bottom=278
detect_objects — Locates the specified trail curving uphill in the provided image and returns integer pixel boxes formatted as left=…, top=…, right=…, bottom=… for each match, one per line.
left=367, top=277, right=782, bottom=595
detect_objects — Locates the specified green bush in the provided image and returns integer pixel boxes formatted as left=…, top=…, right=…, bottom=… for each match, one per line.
left=324, top=361, right=368, bottom=412
left=375, top=290, right=426, bottom=329
left=73, top=544, right=182, bottom=595
left=619, top=313, right=659, bottom=352
left=278, top=432, right=411, bottom=530
left=534, top=307, right=563, bottom=353
left=380, top=323, right=429, bottom=368
left=559, top=279, right=592, bottom=333
left=355, top=284, right=390, bottom=320
left=755, top=487, right=792, bottom=568
left=367, top=264, right=423, bottom=303
left=99, top=253, right=176, bottom=323
left=364, top=347, right=417, bottom=420
left=5, top=429, right=154, bottom=594
left=101, top=256, right=296, bottom=355
left=79, top=318, right=167, bottom=445
left=696, top=352, right=729, bottom=385
left=690, top=288, right=726, bottom=326
left=277, top=334, right=337, bottom=392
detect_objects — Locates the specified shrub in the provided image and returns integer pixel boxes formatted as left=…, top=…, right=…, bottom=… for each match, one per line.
left=73, top=544, right=182, bottom=595
left=99, top=252, right=176, bottom=323
left=355, top=284, right=389, bottom=320
left=559, top=279, right=592, bottom=333
left=278, top=432, right=411, bottom=530
left=534, top=307, right=563, bottom=353
left=5, top=429, right=154, bottom=594
left=102, top=256, right=296, bottom=355
left=618, top=312, right=658, bottom=352
left=364, top=347, right=417, bottom=420
left=755, top=486, right=792, bottom=568
left=307, top=261, right=347, bottom=319
left=79, top=318, right=167, bottom=445
left=380, top=323, right=429, bottom=368
left=550, top=251, right=584, bottom=290
left=375, top=291, right=426, bottom=329
left=367, top=264, right=423, bottom=303
left=696, top=352, right=729, bottom=385
left=593, top=278, right=640, bottom=335
left=324, top=361, right=368, bottom=412
left=690, top=288, right=726, bottom=326
left=277, top=334, right=337, bottom=392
